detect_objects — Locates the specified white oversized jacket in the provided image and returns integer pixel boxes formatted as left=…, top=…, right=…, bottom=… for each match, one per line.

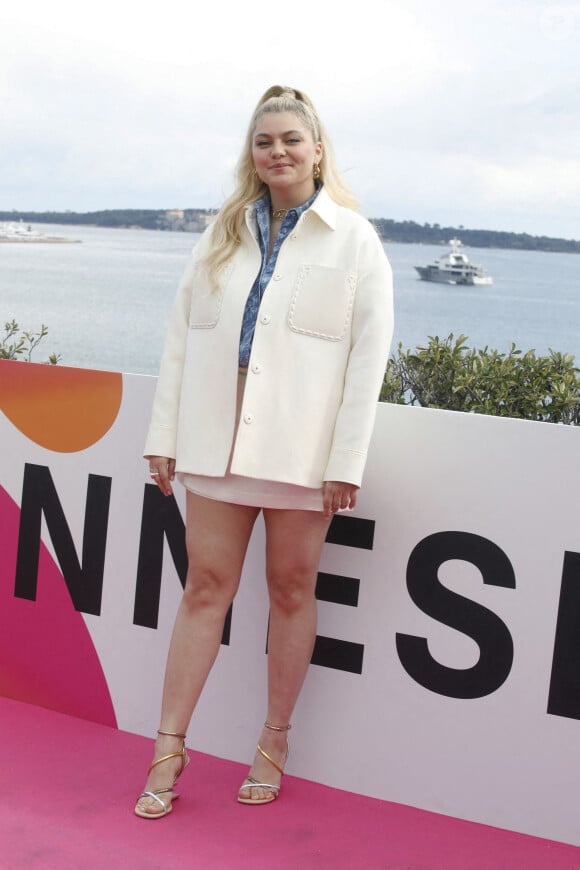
left=144, top=188, right=394, bottom=488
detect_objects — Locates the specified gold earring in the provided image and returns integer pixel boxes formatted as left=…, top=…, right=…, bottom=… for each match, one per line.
left=313, top=162, right=321, bottom=180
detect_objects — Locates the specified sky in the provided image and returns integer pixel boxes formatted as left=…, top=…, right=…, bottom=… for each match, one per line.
left=1, top=0, right=579, bottom=238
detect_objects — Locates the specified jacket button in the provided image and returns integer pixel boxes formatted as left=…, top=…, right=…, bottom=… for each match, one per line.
left=243, top=412, right=254, bottom=424
left=251, top=363, right=262, bottom=374
left=273, top=273, right=282, bottom=281
left=260, top=313, right=271, bottom=324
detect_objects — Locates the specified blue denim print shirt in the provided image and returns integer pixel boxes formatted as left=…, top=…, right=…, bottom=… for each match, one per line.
left=239, top=186, right=320, bottom=367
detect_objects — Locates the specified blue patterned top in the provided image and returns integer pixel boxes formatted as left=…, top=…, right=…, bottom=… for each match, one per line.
left=239, top=186, right=320, bottom=367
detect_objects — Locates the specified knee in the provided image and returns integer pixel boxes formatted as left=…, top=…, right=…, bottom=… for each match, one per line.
left=267, top=565, right=316, bottom=615
left=182, top=566, right=237, bottom=614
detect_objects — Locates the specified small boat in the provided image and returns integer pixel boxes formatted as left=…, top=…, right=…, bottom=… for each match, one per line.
left=0, top=221, right=43, bottom=240
left=0, top=221, right=78, bottom=244
left=415, top=238, right=493, bottom=285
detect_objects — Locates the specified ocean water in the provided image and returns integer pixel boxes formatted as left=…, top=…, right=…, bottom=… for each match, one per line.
left=1, top=223, right=579, bottom=375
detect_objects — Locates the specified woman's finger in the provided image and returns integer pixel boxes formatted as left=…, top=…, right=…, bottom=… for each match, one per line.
left=148, top=458, right=174, bottom=497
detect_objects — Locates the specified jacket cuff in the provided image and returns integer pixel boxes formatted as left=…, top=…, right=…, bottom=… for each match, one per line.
left=323, top=448, right=367, bottom=488
left=143, top=426, right=177, bottom=460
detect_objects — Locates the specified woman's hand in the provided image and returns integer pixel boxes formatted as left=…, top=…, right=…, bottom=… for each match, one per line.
left=322, top=481, right=359, bottom=519
left=145, top=455, right=176, bottom=497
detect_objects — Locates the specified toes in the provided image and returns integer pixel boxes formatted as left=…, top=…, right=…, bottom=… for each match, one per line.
left=238, top=780, right=254, bottom=800
left=238, top=780, right=275, bottom=802
left=136, top=797, right=165, bottom=816
left=239, top=782, right=257, bottom=801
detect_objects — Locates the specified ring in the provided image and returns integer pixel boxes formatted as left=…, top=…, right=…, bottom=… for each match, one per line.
left=150, top=471, right=160, bottom=477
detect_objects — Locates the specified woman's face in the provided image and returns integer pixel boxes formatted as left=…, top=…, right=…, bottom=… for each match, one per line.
left=252, top=111, right=322, bottom=203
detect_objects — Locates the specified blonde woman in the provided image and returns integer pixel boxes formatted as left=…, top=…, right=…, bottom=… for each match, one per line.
left=135, top=85, right=394, bottom=818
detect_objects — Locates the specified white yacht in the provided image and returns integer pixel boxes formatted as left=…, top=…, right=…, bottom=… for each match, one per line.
left=415, top=238, right=493, bottom=285
left=0, top=221, right=77, bottom=243
left=0, top=221, right=43, bottom=240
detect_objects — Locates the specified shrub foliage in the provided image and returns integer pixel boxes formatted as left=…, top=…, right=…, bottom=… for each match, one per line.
left=381, top=334, right=579, bottom=425
left=1, top=320, right=60, bottom=365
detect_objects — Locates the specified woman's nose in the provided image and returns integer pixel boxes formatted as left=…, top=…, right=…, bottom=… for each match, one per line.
left=271, top=141, right=286, bottom=156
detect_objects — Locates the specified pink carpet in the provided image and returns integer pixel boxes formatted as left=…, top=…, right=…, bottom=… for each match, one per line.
left=2, top=695, right=579, bottom=869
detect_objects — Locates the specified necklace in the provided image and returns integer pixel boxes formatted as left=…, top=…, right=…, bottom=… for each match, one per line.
left=271, top=208, right=288, bottom=221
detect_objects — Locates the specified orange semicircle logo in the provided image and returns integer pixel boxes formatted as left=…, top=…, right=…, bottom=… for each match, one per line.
left=0, top=360, right=123, bottom=452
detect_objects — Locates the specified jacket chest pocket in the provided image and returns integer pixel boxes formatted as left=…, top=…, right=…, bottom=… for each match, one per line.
left=188, top=265, right=230, bottom=328
left=287, top=265, right=356, bottom=341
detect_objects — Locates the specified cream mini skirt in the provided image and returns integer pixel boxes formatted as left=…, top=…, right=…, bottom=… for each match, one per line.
left=178, top=371, right=324, bottom=511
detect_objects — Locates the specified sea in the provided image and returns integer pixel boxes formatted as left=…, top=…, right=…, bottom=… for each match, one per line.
left=1, top=223, right=579, bottom=376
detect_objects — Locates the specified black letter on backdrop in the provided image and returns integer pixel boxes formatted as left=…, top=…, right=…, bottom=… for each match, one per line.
left=396, top=531, right=515, bottom=699
left=133, top=484, right=234, bottom=644
left=309, top=515, right=376, bottom=674
left=133, top=485, right=187, bottom=630
left=14, top=463, right=111, bottom=615
left=313, top=571, right=363, bottom=674
left=547, top=551, right=580, bottom=720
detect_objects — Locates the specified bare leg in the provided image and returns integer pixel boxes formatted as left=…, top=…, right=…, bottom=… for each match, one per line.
left=238, top=507, right=331, bottom=802
left=137, top=492, right=259, bottom=816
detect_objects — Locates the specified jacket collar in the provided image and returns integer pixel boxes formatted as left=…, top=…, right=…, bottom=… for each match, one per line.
left=245, top=185, right=337, bottom=231
left=307, top=186, right=337, bottom=230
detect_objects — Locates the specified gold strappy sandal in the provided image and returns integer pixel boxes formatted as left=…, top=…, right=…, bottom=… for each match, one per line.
left=237, top=722, right=291, bottom=806
left=134, top=729, right=190, bottom=819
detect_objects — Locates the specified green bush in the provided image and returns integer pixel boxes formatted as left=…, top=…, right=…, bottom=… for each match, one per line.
left=1, top=320, right=60, bottom=365
left=381, top=334, right=579, bottom=425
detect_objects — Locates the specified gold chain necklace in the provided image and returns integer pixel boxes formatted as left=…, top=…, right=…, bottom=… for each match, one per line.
left=271, top=208, right=288, bottom=221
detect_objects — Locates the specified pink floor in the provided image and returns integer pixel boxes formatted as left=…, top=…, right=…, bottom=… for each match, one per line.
left=2, top=696, right=579, bottom=870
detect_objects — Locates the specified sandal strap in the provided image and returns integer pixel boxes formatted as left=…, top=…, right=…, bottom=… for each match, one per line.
left=157, top=729, right=187, bottom=739
left=148, top=748, right=188, bottom=777
left=138, top=789, right=171, bottom=812
left=264, top=722, right=291, bottom=732
left=140, top=786, right=173, bottom=798
left=257, top=742, right=285, bottom=777
left=240, top=777, right=280, bottom=795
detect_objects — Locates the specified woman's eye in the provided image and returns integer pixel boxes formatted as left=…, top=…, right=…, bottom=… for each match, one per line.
left=286, top=138, right=300, bottom=144
left=256, top=141, right=269, bottom=148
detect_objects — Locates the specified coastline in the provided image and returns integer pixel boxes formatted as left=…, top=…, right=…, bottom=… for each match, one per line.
left=1, top=209, right=578, bottom=253
left=0, top=238, right=81, bottom=244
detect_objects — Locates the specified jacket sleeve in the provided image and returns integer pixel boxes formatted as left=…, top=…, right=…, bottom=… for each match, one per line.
left=323, top=225, right=394, bottom=486
left=143, top=228, right=213, bottom=459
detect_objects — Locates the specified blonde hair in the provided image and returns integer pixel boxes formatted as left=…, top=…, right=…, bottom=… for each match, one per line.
left=203, top=85, right=358, bottom=287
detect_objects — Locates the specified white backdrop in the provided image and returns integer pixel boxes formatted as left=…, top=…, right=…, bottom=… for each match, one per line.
left=1, top=360, right=579, bottom=846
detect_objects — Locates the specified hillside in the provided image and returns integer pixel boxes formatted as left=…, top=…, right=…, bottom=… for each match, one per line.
left=370, top=219, right=580, bottom=254
left=1, top=209, right=578, bottom=253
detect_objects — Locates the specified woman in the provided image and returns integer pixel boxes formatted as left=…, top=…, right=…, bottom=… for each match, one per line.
left=135, top=85, right=394, bottom=818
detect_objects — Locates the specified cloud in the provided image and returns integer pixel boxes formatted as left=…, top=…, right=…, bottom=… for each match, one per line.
left=1, top=0, right=580, bottom=236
